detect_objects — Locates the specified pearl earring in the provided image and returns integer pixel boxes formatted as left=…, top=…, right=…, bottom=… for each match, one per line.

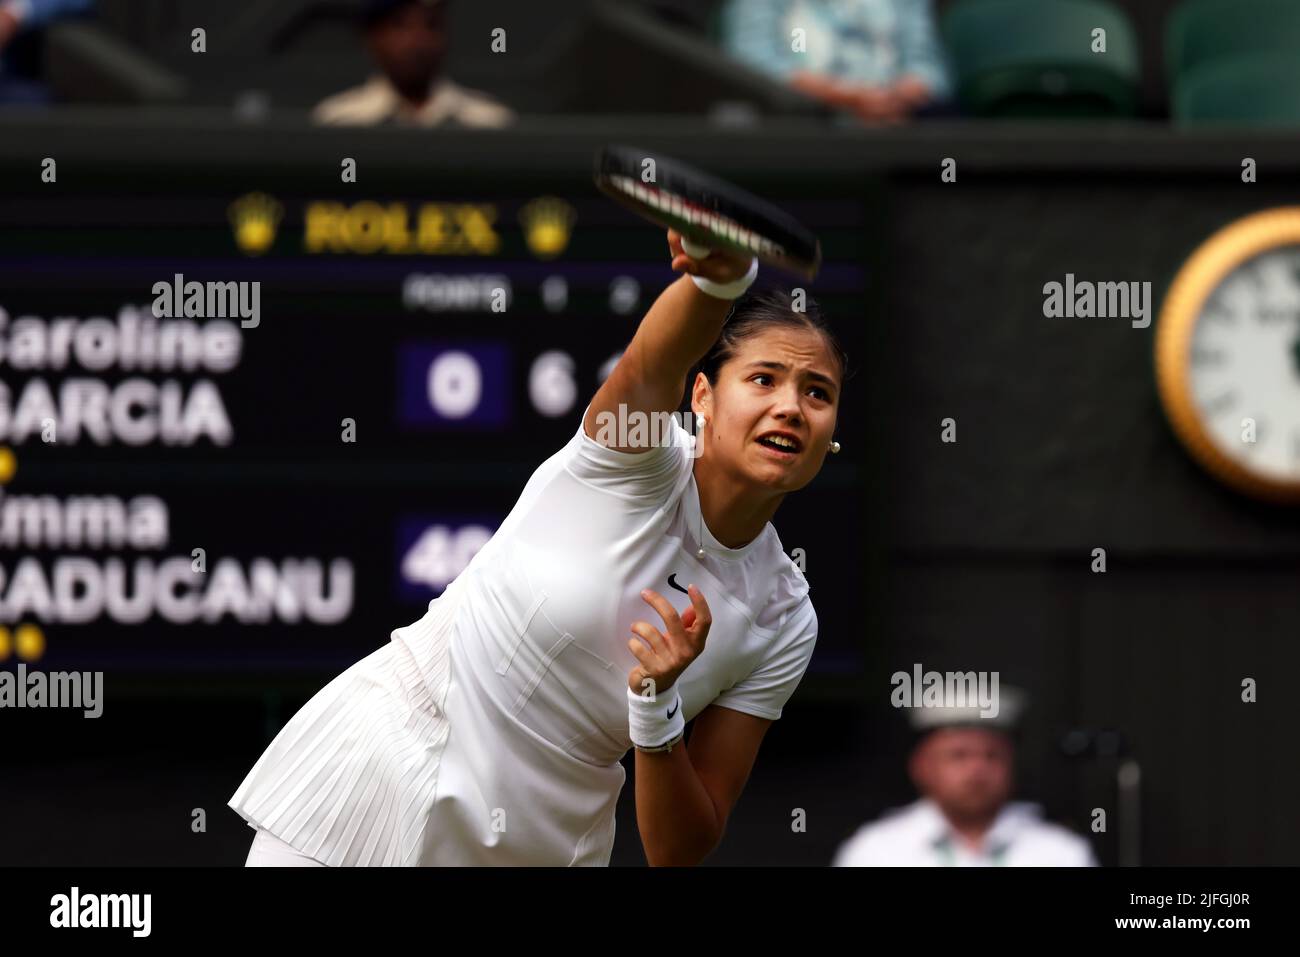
left=830, top=440, right=841, bottom=454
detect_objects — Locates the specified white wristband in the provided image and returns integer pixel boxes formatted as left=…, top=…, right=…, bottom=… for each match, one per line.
left=688, top=255, right=758, bottom=300
left=627, top=684, right=685, bottom=749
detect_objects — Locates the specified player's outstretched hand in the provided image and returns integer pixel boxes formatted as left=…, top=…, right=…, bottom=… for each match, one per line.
left=627, top=584, right=713, bottom=697
left=667, top=229, right=753, bottom=285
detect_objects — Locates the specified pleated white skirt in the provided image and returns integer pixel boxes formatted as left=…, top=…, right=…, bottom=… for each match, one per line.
left=244, top=828, right=328, bottom=867
left=228, top=582, right=463, bottom=867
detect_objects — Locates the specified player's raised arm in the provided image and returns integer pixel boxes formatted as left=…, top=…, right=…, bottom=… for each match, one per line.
left=583, top=230, right=755, bottom=453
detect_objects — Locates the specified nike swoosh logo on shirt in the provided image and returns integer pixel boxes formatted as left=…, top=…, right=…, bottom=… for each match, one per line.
left=667, top=574, right=688, bottom=595
left=667, top=702, right=679, bottom=719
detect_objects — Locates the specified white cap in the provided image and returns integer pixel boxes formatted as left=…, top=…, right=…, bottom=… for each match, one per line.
left=908, top=685, right=1027, bottom=734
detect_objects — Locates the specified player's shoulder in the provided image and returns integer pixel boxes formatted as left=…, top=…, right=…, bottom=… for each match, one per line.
left=751, top=528, right=815, bottom=632
left=569, top=402, right=694, bottom=466
left=757, top=523, right=808, bottom=584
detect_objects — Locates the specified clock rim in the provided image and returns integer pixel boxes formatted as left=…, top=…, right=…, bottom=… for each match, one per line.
left=1155, top=206, right=1300, bottom=504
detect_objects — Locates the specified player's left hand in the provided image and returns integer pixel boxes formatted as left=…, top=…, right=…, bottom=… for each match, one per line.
left=667, top=229, right=753, bottom=284
left=627, top=584, right=712, bottom=697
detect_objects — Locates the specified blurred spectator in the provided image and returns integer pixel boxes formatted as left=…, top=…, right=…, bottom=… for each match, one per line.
left=833, top=692, right=1097, bottom=865
left=0, top=0, right=93, bottom=105
left=719, top=0, right=952, bottom=122
left=314, top=0, right=513, bottom=128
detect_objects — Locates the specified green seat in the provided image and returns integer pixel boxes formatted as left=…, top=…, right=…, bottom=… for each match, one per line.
left=1173, top=52, right=1300, bottom=126
left=942, top=0, right=1140, bottom=118
left=1166, top=0, right=1300, bottom=85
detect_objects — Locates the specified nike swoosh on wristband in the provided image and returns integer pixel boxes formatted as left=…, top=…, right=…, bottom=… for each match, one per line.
left=667, top=701, right=679, bottom=719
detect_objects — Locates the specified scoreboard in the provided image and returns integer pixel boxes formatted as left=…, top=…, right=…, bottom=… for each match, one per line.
left=0, top=167, right=872, bottom=685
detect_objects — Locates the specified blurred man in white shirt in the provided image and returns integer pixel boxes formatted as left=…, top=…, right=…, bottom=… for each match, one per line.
left=314, top=0, right=513, bottom=129
left=835, top=691, right=1096, bottom=866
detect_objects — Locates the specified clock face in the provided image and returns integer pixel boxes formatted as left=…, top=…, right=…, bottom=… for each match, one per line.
left=1156, top=208, right=1300, bottom=502
left=1188, top=248, right=1300, bottom=485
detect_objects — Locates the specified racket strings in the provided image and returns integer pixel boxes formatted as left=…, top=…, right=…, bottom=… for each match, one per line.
left=600, top=173, right=784, bottom=260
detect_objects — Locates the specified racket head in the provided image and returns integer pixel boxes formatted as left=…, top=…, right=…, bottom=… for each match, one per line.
left=593, top=144, right=822, bottom=280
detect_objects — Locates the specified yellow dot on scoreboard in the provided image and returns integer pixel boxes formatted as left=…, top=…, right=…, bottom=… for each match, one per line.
left=0, top=446, right=16, bottom=484
left=15, top=624, right=45, bottom=662
left=0, top=627, right=11, bottom=661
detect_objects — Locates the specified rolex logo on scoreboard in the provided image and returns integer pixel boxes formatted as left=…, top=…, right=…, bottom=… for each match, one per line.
left=228, top=192, right=283, bottom=256
left=518, top=197, right=576, bottom=260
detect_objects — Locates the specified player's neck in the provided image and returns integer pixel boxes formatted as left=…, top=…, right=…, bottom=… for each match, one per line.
left=693, top=465, right=784, bottom=550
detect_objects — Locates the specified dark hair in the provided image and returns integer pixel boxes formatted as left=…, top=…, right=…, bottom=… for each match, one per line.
left=690, top=287, right=850, bottom=396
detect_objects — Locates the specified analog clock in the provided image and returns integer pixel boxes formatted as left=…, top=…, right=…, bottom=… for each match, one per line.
left=1156, top=208, right=1300, bottom=503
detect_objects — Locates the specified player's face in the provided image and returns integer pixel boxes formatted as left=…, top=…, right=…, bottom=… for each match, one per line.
left=366, top=2, right=447, bottom=98
left=916, top=728, right=1014, bottom=822
left=698, top=326, right=840, bottom=492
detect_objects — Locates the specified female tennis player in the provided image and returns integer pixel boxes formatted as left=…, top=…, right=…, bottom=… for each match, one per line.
left=229, top=229, right=847, bottom=866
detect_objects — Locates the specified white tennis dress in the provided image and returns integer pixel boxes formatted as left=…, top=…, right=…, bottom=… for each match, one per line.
left=228, top=404, right=818, bottom=865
